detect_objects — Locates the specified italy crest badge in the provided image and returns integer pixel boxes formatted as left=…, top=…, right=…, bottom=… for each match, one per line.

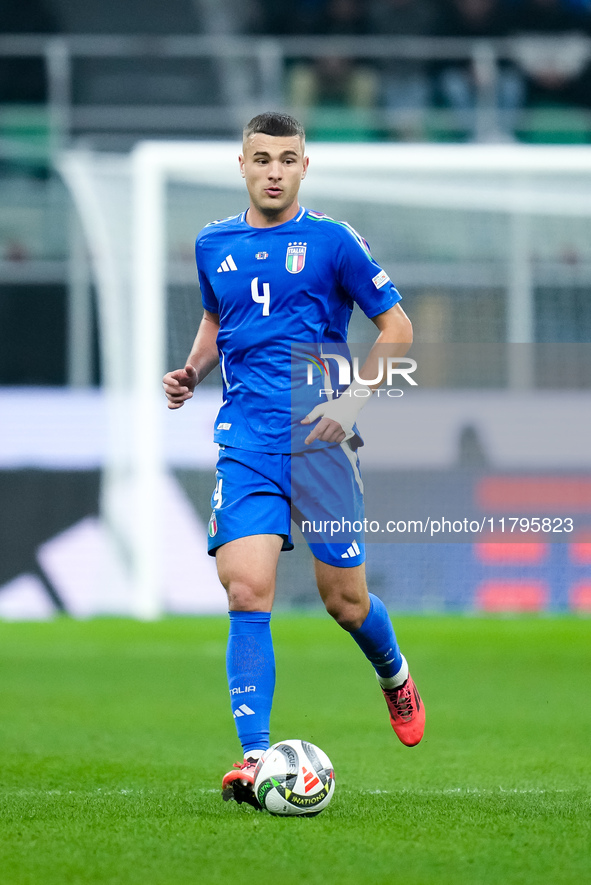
left=286, top=242, right=307, bottom=274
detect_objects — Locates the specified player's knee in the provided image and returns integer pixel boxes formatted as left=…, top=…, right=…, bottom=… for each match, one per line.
left=223, top=578, right=273, bottom=612
left=324, top=596, right=367, bottom=632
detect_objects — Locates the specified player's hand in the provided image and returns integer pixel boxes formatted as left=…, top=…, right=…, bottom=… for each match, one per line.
left=302, top=406, right=347, bottom=446
left=162, top=364, right=198, bottom=409
left=301, top=380, right=373, bottom=445
left=302, top=409, right=347, bottom=446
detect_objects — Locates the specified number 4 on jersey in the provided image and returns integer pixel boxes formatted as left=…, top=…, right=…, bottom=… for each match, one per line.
left=251, top=277, right=270, bottom=316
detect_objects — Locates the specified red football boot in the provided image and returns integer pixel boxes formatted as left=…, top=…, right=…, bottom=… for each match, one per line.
left=381, top=674, right=425, bottom=747
left=221, top=757, right=261, bottom=808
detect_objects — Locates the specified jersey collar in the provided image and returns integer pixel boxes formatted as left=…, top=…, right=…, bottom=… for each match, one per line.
left=240, top=206, right=307, bottom=226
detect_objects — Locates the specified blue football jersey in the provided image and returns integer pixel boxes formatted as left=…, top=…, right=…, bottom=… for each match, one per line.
left=195, top=206, right=401, bottom=453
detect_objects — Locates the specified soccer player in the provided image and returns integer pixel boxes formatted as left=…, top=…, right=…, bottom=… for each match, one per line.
left=162, top=112, right=424, bottom=808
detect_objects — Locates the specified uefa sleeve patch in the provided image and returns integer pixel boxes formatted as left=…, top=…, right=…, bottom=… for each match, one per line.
left=372, top=270, right=390, bottom=289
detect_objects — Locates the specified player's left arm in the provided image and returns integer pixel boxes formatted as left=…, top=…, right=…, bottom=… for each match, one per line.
left=357, top=302, right=413, bottom=386
left=302, top=304, right=413, bottom=445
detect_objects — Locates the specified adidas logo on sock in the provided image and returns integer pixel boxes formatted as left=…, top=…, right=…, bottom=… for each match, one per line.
left=233, top=704, right=255, bottom=718
left=217, top=254, right=238, bottom=273
left=341, top=540, right=361, bottom=559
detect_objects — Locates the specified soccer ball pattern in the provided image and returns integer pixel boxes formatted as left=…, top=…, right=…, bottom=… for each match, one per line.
left=254, top=740, right=335, bottom=816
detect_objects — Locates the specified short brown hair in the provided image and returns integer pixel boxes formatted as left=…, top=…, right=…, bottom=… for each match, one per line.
left=243, top=112, right=305, bottom=143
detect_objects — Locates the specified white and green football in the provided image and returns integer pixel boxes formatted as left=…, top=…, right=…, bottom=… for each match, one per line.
left=254, top=739, right=335, bottom=816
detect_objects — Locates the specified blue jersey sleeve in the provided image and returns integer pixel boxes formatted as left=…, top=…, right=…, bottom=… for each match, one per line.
left=335, top=225, right=401, bottom=318
left=195, top=236, right=219, bottom=314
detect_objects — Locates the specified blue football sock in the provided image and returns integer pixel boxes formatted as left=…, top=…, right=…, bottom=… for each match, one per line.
left=226, top=611, right=275, bottom=756
left=349, top=593, right=403, bottom=679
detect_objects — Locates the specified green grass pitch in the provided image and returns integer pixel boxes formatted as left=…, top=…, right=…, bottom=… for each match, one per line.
left=0, top=615, right=589, bottom=885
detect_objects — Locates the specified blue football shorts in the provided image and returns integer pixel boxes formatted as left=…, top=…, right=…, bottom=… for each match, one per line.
left=207, top=443, right=366, bottom=568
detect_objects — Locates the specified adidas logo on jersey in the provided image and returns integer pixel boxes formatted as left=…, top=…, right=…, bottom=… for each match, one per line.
left=341, top=540, right=361, bottom=559
left=217, top=255, right=238, bottom=273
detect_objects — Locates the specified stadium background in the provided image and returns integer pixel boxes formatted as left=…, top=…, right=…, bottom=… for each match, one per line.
left=1, top=0, right=591, bottom=619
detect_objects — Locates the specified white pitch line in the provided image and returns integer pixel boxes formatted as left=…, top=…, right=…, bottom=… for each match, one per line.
left=3, top=787, right=579, bottom=798
left=347, top=788, right=571, bottom=795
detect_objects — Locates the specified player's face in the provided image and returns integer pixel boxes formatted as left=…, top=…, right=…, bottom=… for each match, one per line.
left=239, top=133, right=309, bottom=226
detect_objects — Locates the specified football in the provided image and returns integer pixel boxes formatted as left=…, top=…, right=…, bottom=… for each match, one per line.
left=254, top=739, right=335, bottom=816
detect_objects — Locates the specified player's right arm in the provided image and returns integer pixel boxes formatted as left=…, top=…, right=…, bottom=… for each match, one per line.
left=162, top=309, right=220, bottom=410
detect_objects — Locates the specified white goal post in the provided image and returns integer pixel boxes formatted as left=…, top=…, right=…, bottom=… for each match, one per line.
left=59, top=141, right=591, bottom=618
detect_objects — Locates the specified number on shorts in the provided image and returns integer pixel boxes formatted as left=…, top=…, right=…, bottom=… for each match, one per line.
left=213, top=477, right=223, bottom=510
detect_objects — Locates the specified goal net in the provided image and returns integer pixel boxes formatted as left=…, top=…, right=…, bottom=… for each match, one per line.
left=59, top=142, right=591, bottom=617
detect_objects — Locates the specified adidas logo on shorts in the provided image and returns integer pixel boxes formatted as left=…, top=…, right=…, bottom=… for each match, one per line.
left=217, top=254, right=238, bottom=273
left=341, top=540, right=361, bottom=559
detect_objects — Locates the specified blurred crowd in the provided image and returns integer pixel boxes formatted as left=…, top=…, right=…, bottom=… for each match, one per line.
left=2, top=0, right=591, bottom=141
left=256, top=0, right=591, bottom=139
